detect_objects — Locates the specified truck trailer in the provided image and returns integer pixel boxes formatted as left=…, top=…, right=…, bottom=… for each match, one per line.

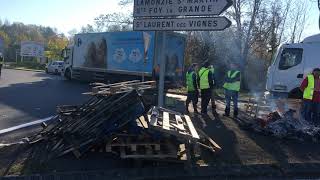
left=62, top=31, right=186, bottom=84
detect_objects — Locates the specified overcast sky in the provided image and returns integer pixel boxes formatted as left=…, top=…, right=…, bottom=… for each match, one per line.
left=0, top=0, right=319, bottom=40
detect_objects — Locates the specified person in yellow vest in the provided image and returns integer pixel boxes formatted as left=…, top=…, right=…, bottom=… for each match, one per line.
left=209, top=65, right=218, bottom=117
left=300, top=68, right=320, bottom=122
left=185, top=63, right=199, bottom=113
left=223, top=63, right=241, bottom=118
left=198, top=61, right=214, bottom=115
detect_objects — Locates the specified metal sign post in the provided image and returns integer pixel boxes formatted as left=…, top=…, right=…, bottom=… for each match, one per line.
left=158, top=33, right=166, bottom=106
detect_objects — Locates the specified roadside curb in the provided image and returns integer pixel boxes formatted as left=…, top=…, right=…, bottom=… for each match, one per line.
left=4, top=67, right=45, bottom=72
left=2, top=163, right=320, bottom=179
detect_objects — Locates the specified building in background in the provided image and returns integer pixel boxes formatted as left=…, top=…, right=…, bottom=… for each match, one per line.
left=20, top=41, right=45, bottom=64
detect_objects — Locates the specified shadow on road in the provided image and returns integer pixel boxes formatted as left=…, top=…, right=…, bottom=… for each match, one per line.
left=0, top=70, right=91, bottom=129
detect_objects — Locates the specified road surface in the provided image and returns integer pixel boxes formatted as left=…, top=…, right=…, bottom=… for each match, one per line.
left=0, top=69, right=91, bottom=130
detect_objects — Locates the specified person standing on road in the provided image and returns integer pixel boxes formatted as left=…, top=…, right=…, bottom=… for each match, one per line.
left=0, top=55, right=3, bottom=77
left=223, top=63, right=241, bottom=118
left=198, top=61, right=214, bottom=116
left=185, top=63, right=199, bottom=114
left=209, top=65, right=219, bottom=117
left=300, top=68, right=320, bottom=123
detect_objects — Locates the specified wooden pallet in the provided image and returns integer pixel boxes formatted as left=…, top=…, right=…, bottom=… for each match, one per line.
left=147, top=107, right=200, bottom=141
left=146, top=107, right=221, bottom=153
left=87, top=80, right=157, bottom=95
left=105, top=135, right=187, bottom=160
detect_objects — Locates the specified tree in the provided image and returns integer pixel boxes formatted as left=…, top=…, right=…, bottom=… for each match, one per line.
left=0, top=30, right=10, bottom=48
left=288, top=0, right=309, bottom=43
left=46, top=35, right=68, bottom=60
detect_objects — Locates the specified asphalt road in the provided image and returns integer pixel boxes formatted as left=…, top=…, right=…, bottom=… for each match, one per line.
left=0, top=69, right=91, bottom=130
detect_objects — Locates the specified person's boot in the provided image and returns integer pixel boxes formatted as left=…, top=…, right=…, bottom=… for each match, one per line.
left=234, top=110, right=239, bottom=118
left=223, top=108, right=230, bottom=117
left=212, top=109, right=219, bottom=118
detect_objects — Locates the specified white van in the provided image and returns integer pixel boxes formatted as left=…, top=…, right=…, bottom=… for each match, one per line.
left=266, top=34, right=320, bottom=98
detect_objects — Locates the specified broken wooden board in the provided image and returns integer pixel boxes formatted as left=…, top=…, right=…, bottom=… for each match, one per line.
left=88, top=80, right=157, bottom=96
left=147, top=107, right=200, bottom=141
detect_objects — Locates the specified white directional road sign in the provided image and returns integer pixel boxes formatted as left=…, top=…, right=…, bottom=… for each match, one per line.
left=133, top=16, right=231, bottom=31
left=134, top=0, right=233, bottom=17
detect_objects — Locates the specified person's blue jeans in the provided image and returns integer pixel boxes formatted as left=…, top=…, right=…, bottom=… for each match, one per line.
left=303, top=100, right=320, bottom=123
left=225, top=90, right=239, bottom=116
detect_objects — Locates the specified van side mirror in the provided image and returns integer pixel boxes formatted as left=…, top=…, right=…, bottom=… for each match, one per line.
left=63, top=49, right=67, bottom=58
left=61, top=48, right=69, bottom=59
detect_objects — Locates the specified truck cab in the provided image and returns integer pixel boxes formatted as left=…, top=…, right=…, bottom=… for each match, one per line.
left=62, top=45, right=73, bottom=80
left=266, top=34, right=320, bottom=98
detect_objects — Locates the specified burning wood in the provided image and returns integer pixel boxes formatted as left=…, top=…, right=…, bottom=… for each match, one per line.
left=244, top=95, right=320, bottom=141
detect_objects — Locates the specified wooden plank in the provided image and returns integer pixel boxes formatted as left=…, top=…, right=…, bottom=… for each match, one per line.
left=197, top=128, right=221, bottom=150
left=178, top=144, right=187, bottom=160
left=184, top=115, right=200, bottom=139
left=131, top=145, right=137, bottom=152
left=120, top=146, right=126, bottom=158
left=121, top=154, right=177, bottom=159
left=108, top=143, right=161, bottom=147
left=137, top=116, right=148, bottom=128
left=105, top=145, right=112, bottom=152
left=148, top=115, right=158, bottom=127
left=175, top=115, right=185, bottom=131
left=154, top=144, right=161, bottom=151
left=162, top=112, right=170, bottom=130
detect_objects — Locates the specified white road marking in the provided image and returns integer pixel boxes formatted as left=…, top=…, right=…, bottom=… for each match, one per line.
left=0, top=115, right=56, bottom=135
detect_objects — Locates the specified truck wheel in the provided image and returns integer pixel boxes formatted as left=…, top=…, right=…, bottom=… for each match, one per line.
left=65, top=68, right=71, bottom=80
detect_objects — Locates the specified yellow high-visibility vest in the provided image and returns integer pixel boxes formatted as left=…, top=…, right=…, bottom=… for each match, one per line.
left=223, top=70, right=241, bottom=92
left=303, top=74, right=315, bottom=100
left=186, top=71, right=196, bottom=92
left=198, top=67, right=210, bottom=90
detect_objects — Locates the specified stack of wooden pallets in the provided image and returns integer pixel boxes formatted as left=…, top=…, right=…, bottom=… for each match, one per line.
left=28, top=80, right=221, bottom=164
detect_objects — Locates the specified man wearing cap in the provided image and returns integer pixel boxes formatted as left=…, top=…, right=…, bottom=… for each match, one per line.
left=198, top=61, right=214, bottom=115
left=300, top=68, right=320, bottom=123
left=223, top=63, right=241, bottom=118
left=185, top=63, right=199, bottom=114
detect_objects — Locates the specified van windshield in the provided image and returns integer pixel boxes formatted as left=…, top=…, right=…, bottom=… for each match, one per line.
left=278, top=48, right=303, bottom=70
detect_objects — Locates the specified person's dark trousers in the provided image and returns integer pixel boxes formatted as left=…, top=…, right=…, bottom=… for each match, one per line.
left=315, top=103, right=320, bottom=125
left=225, top=90, right=239, bottom=117
left=303, top=100, right=320, bottom=123
left=302, top=100, right=313, bottom=122
left=0, top=64, right=2, bottom=77
left=211, top=89, right=217, bottom=115
left=186, top=91, right=198, bottom=113
left=201, top=88, right=212, bottom=114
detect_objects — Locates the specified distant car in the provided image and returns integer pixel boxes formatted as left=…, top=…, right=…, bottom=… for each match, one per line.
left=46, top=61, right=64, bottom=74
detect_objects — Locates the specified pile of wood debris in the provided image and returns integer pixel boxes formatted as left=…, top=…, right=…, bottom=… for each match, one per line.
left=27, top=80, right=221, bottom=164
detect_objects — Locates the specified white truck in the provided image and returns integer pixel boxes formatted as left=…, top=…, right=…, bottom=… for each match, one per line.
left=266, top=34, right=320, bottom=98
left=62, top=31, right=186, bottom=83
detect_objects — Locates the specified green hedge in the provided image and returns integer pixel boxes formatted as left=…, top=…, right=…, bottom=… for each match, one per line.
left=10, top=61, right=46, bottom=70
